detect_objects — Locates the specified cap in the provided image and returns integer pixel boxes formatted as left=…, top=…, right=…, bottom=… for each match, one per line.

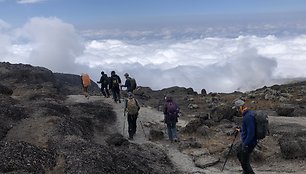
left=124, top=73, right=129, bottom=77
left=127, top=92, right=133, bottom=97
left=232, top=99, right=245, bottom=109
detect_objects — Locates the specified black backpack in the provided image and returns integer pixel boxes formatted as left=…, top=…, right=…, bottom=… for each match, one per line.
left=130, top=78, right=137, bottom=90
left=112, top=76, right=119, bottom=87
left=254, top=110, right=269, bottom=140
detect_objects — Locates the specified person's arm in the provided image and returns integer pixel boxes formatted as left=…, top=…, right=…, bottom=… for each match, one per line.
left=122, top=80, right=128, bottom=87
left=97, top=76, right=102, bottom=83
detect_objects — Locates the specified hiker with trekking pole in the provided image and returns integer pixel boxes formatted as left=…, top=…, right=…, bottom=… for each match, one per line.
left=231, top=99, right=257, bottom=174
left=124, top=92, right=140, bottom=140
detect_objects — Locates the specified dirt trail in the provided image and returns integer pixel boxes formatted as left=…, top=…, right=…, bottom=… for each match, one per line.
left=66, top=95, right=306, bottom=174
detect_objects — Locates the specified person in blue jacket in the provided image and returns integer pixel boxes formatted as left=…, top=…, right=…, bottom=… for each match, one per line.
left=233, top=99, right=257, bottom=174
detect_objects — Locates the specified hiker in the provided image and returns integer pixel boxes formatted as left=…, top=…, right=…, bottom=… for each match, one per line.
left=233, top=99, right=257, bottom=174
left=163, top=95, right=179, bottom=142
left=124, top=92, right=140, bottom=140
left=109, top=71, right=121, bottom=103
left=121, top=73, right=137, bottom=93
left=81, top=73, right=91, bottom=98
left=97, top=71, right=110, bottom=98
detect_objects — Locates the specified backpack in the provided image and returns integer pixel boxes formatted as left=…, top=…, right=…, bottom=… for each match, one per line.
left=112, top=76, right=119, bottom=87
left=82, top=74, right=90, bottom=87
left=127, top=98, right=139, bottom=115
left=254, top=110, right=269, bottom=140
left=130, top=78, right=137, bottom=90
left=102, top=74, right=109, bottom=84
left=166, top=101, right=178, bottom=115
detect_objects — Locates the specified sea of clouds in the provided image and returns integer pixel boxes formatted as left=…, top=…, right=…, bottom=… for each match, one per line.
left=1, top=17, right=306, bottom=93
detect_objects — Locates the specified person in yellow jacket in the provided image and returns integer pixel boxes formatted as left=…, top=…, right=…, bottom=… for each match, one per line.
left=81, top=73, right=91, bottom=98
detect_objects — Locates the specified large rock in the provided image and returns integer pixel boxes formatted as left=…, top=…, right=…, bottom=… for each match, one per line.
left=278, top=131, right=306, bottom=159
left=0, top=84, right=13, bottom=95
left=275, top=104, right=295, bottom=116
left=105, top=133, right=129, bottom=146
left=194, top=155, right=220, bottom=168
left=149, top=128, right=164, bottom=141
left=210, top=104, right=236, bottom=122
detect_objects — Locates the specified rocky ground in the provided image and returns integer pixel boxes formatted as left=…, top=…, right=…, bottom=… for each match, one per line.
left=1, top=62, right=306, bottom=174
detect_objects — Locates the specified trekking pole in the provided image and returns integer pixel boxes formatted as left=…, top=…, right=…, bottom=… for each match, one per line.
left=139, top=120, right=147, bottom=138
left=221, top=130, right=239, bottom=172
left=122, top=111, right=126, bottom=136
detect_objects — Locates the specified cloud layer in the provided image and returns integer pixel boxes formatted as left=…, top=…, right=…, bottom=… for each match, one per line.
left=1, top=17, right=306, bottom=93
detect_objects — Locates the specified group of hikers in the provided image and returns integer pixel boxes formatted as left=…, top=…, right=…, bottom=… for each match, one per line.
left=81, top=71, right=137, bottom=102
left=81, top=71, right=261, bottom=174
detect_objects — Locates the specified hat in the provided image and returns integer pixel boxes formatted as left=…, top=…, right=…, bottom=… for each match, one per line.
left=127, top=92, right=133, bottom=97
left=232, top=99, right=245, bottom=109
left=124, top=73, right=129, bottom=77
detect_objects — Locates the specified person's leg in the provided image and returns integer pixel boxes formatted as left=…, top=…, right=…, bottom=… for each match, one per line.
left=84, top=86, right=89, bottom=98
left=131, top=115, right=137, bottom=136
left=112, top=89, right=117, bottom=102
left=171, top=123, right=178, bottom=141
left=238, top=143, right=255, bottom=174
left=127, top=115, right=133, bottom=139
left=101, top=86, right=106, bottom=97
left=167, top=123, right=173, bottom=142
left=105, top=85, right=110, bottom=97
left=117, top=88, right=121, bottom=103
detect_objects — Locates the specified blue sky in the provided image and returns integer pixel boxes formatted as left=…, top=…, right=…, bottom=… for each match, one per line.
left=1, top=0, right=306, bottom=28
left=1, top=0, right=306, bottom=93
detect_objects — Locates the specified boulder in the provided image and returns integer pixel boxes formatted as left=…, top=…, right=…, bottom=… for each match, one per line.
left=210, top=104, right=236, bottom=122
left=0, top=84, right=13, bottom=95
left=278, top=131, right=306, bottom=159
left=149, top=128, right=164, bottom=141
left=194, top=155, right=220, bottom=168
left=275, top=104, right=295, bottom=116
left=105, top=133, right=129, bottom=146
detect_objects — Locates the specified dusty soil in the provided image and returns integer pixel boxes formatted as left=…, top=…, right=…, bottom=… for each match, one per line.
left=65, top=95, right=306, bottom=174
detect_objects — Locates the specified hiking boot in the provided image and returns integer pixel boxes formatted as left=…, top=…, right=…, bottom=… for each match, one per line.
left=128, top=136, right=134, bottom=140
left=174, top=138, right=179, bottom=142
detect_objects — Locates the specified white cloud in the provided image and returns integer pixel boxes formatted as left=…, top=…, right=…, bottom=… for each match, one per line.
left=16, top=0, right=45, bottom=4
left=76, top=34, right=306, bottom=92
left=1, top=17, right=306, bottom=93
left=15, top=17, right=85, bottom=73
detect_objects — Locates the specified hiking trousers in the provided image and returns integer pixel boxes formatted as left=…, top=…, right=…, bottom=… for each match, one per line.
left=237, top=143, right=256, bottom=174
left=166, top=122, right=177, bottom=141
left=111, top=88, right=121, bottom=103
left=127, top=114, right=138, bottom=138
left=101, top=84, right=110, bottom=97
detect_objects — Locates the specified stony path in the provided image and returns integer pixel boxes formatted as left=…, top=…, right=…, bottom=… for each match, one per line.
left=66, top=95, right=306, bottom=174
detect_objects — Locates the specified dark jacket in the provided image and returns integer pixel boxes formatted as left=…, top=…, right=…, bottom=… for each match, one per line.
left=97, top=74, right=109, bottom=85
left=122, top=77, right=132, bottom=91
left=241, top=110, right=257, bottom=147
